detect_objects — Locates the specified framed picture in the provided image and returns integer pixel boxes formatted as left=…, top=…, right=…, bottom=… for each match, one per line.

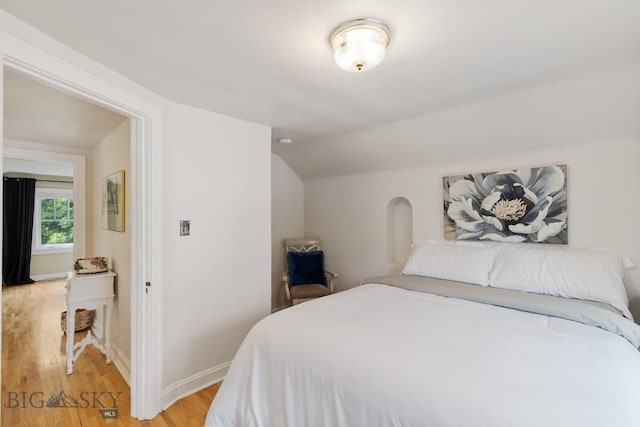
left=443, top=164, right=567, bottom=244
left=102, top=170, right=125, bottom=232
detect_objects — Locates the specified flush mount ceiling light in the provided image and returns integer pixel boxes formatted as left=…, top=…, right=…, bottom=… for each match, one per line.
left=329, top=18, right=390, bottom=72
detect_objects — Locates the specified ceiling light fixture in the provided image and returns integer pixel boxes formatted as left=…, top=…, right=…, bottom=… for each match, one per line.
left=276, top=137, right=293, bottom=144
left=329, top=18, right=390, bottom=72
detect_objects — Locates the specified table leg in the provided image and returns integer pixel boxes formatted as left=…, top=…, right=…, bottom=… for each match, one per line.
left=105, top=301, right=112, bottom=364
left=66, top=306, right=75, bottom=374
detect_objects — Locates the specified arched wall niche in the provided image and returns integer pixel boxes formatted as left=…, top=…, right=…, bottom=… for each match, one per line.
left=387, top=197, right=413, bottom=264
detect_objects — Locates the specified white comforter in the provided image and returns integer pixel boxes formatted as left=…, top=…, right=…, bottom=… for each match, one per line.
left=205, top=284, right=640, bottom=427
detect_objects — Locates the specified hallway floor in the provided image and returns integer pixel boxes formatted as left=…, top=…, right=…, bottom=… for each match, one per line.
left=1, top=279, right=219, bottom=426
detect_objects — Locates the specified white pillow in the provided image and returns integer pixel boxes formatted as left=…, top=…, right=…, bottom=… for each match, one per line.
left=402, top=240, right=496, bottom=286
left=490, top=244, right=633, bottom=319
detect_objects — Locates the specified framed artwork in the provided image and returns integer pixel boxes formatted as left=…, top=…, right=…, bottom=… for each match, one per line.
left=102, top=170, right=125, bottom=232
left=443, top=164, right=567, bottom=244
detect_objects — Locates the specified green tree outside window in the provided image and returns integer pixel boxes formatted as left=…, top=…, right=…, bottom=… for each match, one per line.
left=40, top=197, right=74, bottom=244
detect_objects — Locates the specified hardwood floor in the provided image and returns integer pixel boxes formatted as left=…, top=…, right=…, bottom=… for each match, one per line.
left=2, top=279, right=220, bottom=426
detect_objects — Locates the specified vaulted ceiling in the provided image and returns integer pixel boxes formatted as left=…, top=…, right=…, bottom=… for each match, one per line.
left=1, top=0, right=639, bottom=177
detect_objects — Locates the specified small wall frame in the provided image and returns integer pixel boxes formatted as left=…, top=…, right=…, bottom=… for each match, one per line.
left=102, top=170, right=125, bottom=232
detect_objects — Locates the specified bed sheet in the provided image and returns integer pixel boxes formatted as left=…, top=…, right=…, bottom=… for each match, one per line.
left=206, top=283, right=640, bottom=427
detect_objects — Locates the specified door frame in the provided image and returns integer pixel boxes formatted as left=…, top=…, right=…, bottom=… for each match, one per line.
left=0, top=32, right=163, bottom=419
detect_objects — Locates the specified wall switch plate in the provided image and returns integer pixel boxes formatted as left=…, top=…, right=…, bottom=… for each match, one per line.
left=180, top=220, right=190, bottom=236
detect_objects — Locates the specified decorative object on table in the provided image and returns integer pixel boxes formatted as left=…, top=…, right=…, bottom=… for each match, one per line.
left=74, top=257, right=109, bottom=274
left=102, top=170, right=125, bottom=232
left=61, top=309, right=95, bottom=333
left=443, top=164, right=568, bottom=244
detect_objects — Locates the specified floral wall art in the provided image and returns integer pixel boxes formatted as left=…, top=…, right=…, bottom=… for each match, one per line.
left=443, top=165, right=567, bottom=244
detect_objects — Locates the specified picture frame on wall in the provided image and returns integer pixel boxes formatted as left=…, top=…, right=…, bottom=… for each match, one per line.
left=102, top=170, right=125, bottom=232
left=442, top=164, right=568, bottom=244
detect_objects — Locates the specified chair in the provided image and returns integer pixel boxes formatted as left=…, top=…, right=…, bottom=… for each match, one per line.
left=283, top=238, right=338, bottom=305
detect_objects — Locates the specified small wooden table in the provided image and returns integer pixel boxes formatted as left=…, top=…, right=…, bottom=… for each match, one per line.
left=65, top=270, right=116, bottom=374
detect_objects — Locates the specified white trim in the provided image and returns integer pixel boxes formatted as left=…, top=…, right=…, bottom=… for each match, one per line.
left=32, top=246, right=73, bottom=255
left=111, top=344, right=131, bottom=386
left=31, top=272, right=67, bottom=281
left=32, top=187, right=74, bottom=254
left=1, top=24, right=164, bottom=420
left=4, top=139, right=90, bottom=156
left=161, top=361, right=231, bottom=411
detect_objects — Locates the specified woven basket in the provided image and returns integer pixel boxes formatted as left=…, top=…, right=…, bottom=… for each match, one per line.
left=61, top=309, right=96, bottom=333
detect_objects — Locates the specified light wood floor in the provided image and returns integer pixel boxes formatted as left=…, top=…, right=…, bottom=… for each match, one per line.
left=2, top=279, right=220, bottom=426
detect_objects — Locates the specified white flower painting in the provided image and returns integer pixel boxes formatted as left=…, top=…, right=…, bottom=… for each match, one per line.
left=443, top=165, right=568, bottom=244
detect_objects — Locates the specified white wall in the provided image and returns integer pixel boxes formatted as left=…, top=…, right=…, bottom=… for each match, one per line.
left=161, top=103, right=271, bottom=404
left=271, top=154, right=304, bottom=310
left=90, top=119, right=132, bottom=371
left=30, top=252, right=72, bottom=278
left=1, top=12, right=165, bottom=418
left=306, top=140, right=640, bottom=319
left=1, top=12, right=275, bottom=416
left=304, top=61, right=640, bottom=321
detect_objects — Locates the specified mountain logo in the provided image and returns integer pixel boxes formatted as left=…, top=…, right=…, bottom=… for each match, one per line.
left=46, top=391, right=80, bottom=408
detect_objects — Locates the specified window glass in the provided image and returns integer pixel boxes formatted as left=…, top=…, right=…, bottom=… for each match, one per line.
left=33, top=188, right=74, bottom=253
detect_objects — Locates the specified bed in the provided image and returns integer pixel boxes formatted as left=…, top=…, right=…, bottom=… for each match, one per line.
left=205, top=241, right=640, bottom=426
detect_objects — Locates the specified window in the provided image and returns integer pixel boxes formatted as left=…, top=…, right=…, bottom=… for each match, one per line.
left=33, top=188, right=74, bottom=254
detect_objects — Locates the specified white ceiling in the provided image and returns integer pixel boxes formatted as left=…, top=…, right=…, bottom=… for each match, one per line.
left=1, top=0, right=639, bottom=176
left=3, top=67, right=127, bottom=148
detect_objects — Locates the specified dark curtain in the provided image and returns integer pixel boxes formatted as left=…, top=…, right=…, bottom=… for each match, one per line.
left=3, top=177, right=36, bottom=286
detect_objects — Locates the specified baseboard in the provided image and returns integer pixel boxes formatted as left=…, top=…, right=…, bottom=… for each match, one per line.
left=32, top=272, right=67, bottom=281
left=161, top=361, right=231, bottom=411
left=111, top=344, right=131, bottom=386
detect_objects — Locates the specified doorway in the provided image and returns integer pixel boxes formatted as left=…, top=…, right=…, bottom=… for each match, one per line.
left=1, top=38, right=162, bottom=419
left=2, top=67, right=135, bottom=422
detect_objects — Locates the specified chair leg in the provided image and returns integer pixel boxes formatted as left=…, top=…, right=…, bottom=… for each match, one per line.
left=284, top=283, right=292, bottom=306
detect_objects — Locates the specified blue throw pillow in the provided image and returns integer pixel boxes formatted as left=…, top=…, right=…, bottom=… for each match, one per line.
left=287, top=251, right=328, bottom=288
